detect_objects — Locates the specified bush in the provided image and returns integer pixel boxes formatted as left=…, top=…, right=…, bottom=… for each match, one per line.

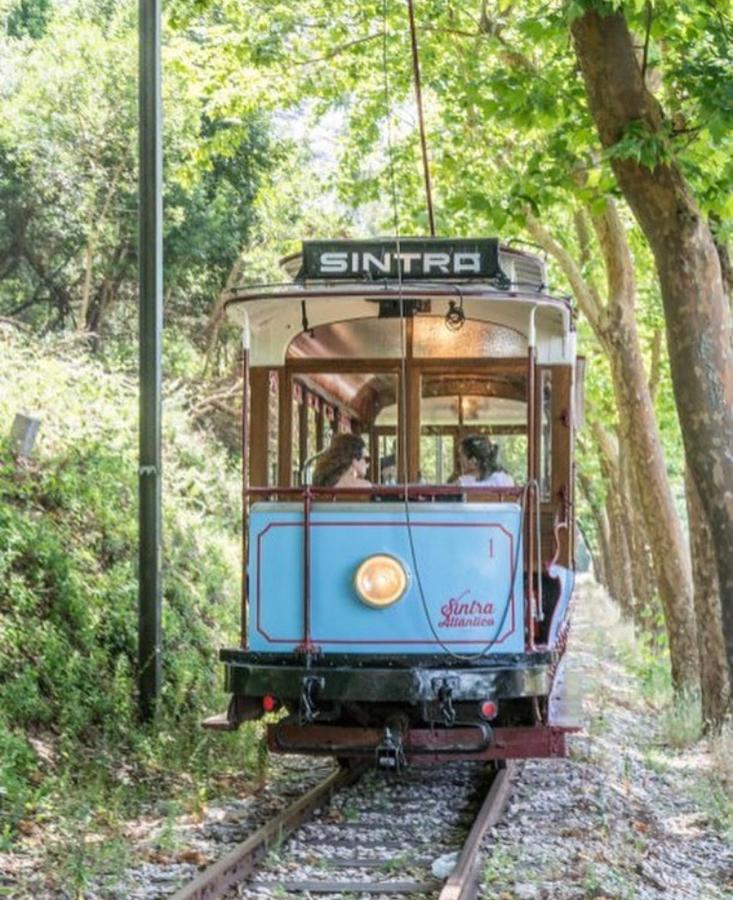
left=0, top=327, right=259, bottom=846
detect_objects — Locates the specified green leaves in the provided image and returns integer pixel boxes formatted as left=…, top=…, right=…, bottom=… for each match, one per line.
left=0, top=1, right=282, bottom=334
left=605, top=119, right=673, bottom=170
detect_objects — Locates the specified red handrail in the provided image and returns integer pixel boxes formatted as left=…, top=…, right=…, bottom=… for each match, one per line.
left=245, top=484, right=524, bottom=501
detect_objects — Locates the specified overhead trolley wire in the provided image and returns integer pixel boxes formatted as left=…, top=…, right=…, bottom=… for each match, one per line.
left=406, top=0, right=436, bottom=237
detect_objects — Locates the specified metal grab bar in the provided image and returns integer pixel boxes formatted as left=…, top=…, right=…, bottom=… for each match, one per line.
left=523, top=480, right=544, bottom=628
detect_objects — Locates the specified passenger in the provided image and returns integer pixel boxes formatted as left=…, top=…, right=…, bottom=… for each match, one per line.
left=456, top=435, right=515, bottom=487
left=312, top=433, right=371, bottom=488
left=380, top=453, right=397, bottom=485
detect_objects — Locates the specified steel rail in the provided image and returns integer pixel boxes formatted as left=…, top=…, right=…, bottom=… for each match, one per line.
left=438, top=762, right=516, bottom=900
left=170, top=764, right=365, bottom=900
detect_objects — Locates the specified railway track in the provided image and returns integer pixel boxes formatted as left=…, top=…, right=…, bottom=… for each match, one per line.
left=170, top=761, right=515, bottom=900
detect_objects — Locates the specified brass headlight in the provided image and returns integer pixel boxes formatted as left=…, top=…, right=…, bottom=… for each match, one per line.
left=353, top=554, right=408, bottom=608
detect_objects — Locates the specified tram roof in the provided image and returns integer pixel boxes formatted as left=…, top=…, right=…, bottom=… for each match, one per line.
left=224, top=239, right=576, bottom=366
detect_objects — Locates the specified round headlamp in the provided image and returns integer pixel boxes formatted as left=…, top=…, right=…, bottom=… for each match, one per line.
left=353, top=554, right=408, bottom=608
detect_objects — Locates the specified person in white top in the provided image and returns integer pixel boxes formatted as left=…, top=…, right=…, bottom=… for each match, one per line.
left=456, top=435, right=515, bottom=487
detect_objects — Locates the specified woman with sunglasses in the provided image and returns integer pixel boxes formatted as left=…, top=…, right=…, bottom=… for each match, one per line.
left=312, top=433, right=371, bottom=488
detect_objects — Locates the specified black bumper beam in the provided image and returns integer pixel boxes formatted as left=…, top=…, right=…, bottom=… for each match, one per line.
left=223, top=659, right=550, bottom=704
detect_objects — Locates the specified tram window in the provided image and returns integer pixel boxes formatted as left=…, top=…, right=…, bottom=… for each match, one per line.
left=494, top=434, right=527, bottom=485
left=378, top=435, right=398, bottom=484
left=323, top=404, right=336, bottom=444
left=267, top=371, right=278, bottom=486
left=290, top=372, right=399, bottom=486
left=291, top=384, right=323, bottom=485
left=419, top=433, right=454, bottom=483
left=307, top=402, right=319, bottom=455
left=419, top=374, right=527, bottom=485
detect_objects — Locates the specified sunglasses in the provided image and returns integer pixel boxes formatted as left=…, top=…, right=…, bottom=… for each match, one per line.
left=360, top=454, right=371, bottom=463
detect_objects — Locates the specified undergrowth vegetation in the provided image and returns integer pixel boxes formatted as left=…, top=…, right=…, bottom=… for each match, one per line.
left=605, top=583, right=733, bottom=838
left=0, top=325, right=265, bottom=868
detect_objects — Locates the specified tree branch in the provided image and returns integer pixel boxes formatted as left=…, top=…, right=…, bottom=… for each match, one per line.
left=573, top=208, right=593, bottom=268
left=202, top=244, right=252, bottom=377
left=292, top=32, right=384, bottom=67
left=7, top=295, right=45, bottom=318
left=641, top=1, right=653, bottom=82
left=588, top=197, right=636, bottom=314
left=423, top=24, right=481, bottom=39
left=524, top=211, right=604, bottom=336
left=592, top=418, right=620, bottom=477
left=190, top=381, right=243, bottom=417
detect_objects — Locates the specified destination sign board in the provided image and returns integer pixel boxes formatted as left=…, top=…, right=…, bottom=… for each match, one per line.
left=300, top=238, right=501, bottom=281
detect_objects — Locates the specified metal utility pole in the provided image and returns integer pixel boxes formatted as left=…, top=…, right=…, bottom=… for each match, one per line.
left=138, top=0, right=163, bottom=721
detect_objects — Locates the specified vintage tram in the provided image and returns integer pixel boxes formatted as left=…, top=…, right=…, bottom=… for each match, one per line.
left=204, top=237, right=582, bottom=767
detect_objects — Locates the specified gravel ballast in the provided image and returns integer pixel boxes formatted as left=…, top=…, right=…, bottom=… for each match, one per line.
left=479, top=576, right=733, bottom=899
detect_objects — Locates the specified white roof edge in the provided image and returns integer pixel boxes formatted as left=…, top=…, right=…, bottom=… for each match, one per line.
left=224, top=283, right=572, bottom=314
left=224, top=288, right=575, bottom=367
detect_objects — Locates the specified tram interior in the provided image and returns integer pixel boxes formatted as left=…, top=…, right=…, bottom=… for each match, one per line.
left=278, top=315, right=547, bottom=492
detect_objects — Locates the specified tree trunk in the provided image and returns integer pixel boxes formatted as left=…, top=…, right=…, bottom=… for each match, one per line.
left=595, top=509, right=614, bottom=595
left=203, top=248, right=250, bottom=376
left=619, top=440, right=655, bottom=611
left=578, top=471, right=613, bottom=596
left=686, top=469, right=730, bottom=724
left=527, top=202, right=699, bottom=688
left=605, top=324, right=698, bottom=686
left=76, top=169, right=120, bottom=333
left=605, top=487, right=634, bottom=618
left=78, top=237, right=95, bottom=333
left=592, top=203, right=698, bottom=687
left=593, top=424, right=635, bottom=617
left=572, top=7, right=733, bottom=700
left=579, top=519, right=604, bottom=584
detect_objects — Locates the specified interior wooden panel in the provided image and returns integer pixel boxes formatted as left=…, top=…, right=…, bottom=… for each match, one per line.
left=249, top=367, right=271, bottom=487
left=538, top=365, right=573, bottom=568
left=287, top=357, right=526, bottom=374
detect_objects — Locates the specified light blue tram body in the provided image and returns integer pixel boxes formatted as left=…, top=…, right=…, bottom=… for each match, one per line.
left=249, top=501, right=524, bottom=655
